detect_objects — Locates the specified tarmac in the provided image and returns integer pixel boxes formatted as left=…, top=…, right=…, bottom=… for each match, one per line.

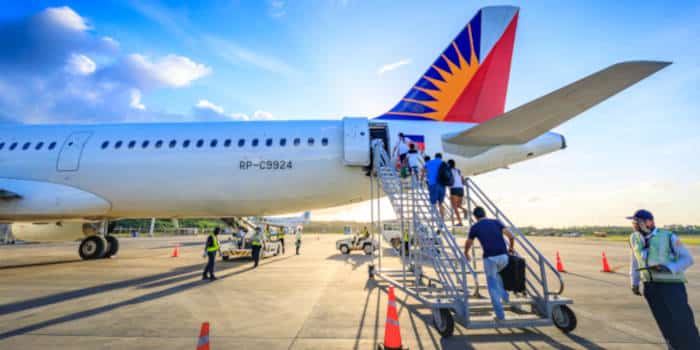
left=0, top=234, right=698, bottom=349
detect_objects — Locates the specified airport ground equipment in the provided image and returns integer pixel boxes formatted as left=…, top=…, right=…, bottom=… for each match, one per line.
left=219, top=231, right=283, bottom=261
left=369, top=141, right=576, bottom=336
left=336, top=235, right=378, bottom=255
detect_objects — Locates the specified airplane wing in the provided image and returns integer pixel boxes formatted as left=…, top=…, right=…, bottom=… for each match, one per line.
left=0, top=189, right=21, bottom=200
left=444, top=61, right=671, bottom=149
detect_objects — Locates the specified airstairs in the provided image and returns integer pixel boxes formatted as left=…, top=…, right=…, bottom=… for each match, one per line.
left=368, top=140, right=576, bottom=336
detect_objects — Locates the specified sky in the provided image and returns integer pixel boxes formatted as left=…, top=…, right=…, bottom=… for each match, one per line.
left=0, top=1, right=698, bottom=227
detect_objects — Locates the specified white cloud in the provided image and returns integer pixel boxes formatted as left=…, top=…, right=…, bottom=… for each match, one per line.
left=253, top=110, right=274, bottom=120
left=65, top=53, right=96, bottom=75
left=204, top=36, right=299, bottom=76
left=377, top=58, right=411, bottom=75
left=129, top=89, right=145, bottom=110
left=123, top=54, right=211, bottom=88
left=101, top=36, right=119, bottom=49
left=195, top=99, right=224, bottom=114
left=268, top=0, right=286, bottom=18
left=40, top=6, right=90, bottom=32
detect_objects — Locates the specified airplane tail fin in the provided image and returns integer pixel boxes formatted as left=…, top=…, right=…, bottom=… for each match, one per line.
left=376, top=6, right=519, bottom=123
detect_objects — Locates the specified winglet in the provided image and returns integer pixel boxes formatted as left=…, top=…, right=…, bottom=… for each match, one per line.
left=444, top=61, right=671, bottom=146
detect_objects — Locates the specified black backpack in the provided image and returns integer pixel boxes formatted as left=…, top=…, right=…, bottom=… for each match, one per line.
left=437, top=162, right=454, bottom=186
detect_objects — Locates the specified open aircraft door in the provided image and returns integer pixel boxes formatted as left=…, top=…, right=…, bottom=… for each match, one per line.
left=342, top=117, right=370, bottom=166
left=57, top=132, right=93, bottom=172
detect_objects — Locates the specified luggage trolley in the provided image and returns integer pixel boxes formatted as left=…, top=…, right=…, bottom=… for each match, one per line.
left=368, top=140, right=576, bottom=336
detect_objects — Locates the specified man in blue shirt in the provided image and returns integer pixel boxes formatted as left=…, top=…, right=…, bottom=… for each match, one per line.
left=464, top=206, right=515, bottom=321
left=424, top=153, right=446, bottom=218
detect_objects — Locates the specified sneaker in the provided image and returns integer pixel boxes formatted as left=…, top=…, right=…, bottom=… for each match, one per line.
left=493, top=316, right=506, bottom=324
left=209, top=276, right=218, bottom=281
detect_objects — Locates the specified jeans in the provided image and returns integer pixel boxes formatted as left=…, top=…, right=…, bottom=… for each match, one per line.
left=252, top=245, right=262, bottom=267
left=483, top=254, right=510, bottom=320
left=643, top=282, right=700, bottom=349
left=203, top=251, right=216, bottom=278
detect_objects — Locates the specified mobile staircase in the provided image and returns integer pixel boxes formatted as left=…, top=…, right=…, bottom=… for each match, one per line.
left=368, top=141, right=576, bottom=336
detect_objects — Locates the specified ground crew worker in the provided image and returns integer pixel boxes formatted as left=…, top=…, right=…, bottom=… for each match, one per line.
left=295, top=227, right=302, bottom=255
left=202, top=227, right=221, bottom=281
left=360, top=226, right=370, bottom=240
left=278, top=228, right=285, bottom=254
left=627, top=209, right=699, bottom=349
left=402, top=229, right=410, bottom=256
left=251, top=226, right=265, bottom=268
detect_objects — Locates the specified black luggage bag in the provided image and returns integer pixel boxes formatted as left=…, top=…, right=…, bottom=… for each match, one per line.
left=499, top=254, right=526, bottom=293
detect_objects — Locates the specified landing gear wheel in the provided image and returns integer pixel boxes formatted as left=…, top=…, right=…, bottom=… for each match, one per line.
left=363, top=244, right=373, bottom=255
left=340, top=245, right=350, bottom=255
left=552, top=305, right=577, bottom=333
left=79, top=236, right=107, bottom=260
left=432, top=308, right=455, bottom=338
left=104, top=236, right=119, bottom=258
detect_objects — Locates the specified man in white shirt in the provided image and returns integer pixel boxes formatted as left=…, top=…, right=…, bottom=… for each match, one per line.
left=393, top=133, right=409, bottom=166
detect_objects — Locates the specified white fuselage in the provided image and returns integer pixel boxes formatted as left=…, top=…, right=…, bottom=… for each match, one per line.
left=0, top=118, right=564, bottom=222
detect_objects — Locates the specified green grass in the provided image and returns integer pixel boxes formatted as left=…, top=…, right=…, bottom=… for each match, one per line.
left=592, top=234, right=700, bottom=245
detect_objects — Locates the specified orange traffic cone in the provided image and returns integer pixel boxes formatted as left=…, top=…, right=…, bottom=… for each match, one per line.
left=556, top=251, right=566, bottom=273
left=196, top=322, right=210, bottom=350
left=601, top=252, right=612, bottom=273
left=380, top=286, right=404, bottom=350
left=172, top=243, right=179, bottom=258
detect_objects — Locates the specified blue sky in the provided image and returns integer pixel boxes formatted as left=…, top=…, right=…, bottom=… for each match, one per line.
left=1, top=1, right=698, bottom=226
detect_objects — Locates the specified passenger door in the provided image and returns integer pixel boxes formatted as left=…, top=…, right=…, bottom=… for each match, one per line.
left=342, top=117, right=370, bottom=166
left=57, top=132, right=93, bottom=172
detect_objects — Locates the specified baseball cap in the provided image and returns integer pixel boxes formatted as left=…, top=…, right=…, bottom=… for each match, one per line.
left=626, top=209, right=654, bottom=221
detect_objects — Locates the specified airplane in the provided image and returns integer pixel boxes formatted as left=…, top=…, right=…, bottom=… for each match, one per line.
left=0, top=6, right=669, bottom=259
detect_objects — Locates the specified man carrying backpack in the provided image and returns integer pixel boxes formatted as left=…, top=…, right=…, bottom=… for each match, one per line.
left=424, top=153, right=451, bottom=219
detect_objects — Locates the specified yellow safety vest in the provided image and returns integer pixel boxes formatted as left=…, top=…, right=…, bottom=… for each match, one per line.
left=403, top=230, right=409, bottom=242
left=252, top=232, right=263, bottom=246
left=206, top=233, right=220, bottom=252
left=631, top=229, right=686, bottom=283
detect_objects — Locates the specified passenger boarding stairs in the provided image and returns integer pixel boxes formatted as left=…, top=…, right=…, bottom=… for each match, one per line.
left=370, top=141, right=575, bottom=334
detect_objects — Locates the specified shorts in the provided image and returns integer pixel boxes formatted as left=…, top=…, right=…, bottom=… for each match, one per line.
left=429, top=184, right=446, bottom=204
left=450, top=187, right=464, bottom=197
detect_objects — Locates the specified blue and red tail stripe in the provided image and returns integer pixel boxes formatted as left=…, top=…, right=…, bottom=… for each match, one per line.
left=377, top=6, right=518, bottom=123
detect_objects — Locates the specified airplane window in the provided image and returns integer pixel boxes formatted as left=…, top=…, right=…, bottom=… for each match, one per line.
left=252, top=138, right=259, bottom=147
left=266, top=138, right=273, bottom=147
left=155, top=140, right=163, bottom=148
left=22, top=142, right=31, bottom=150
left=0, top=142, right=4, bottom=150
left=210, top=139, right=218, bottom=148
left=308, top=137, right=315, bottom=146
left=115, top=141, right=123, bottom=149
left=48, top=142, right=56, bottom=150
left=293, top=138, right=300, bottom=146
left=35, top=142, right=44, bottom=150
left=101, top=141, right=109, bottom=149
left=9, top=142, right=17, bottom=151
left=128, top=140, right=136, bottom=149
left=280, top=138, right=287, bottom=146
left=183, top=140, right=191, bottom=148
left=196, top=139, right=204, bottom=148
left=224, top=139, right=231, bottom=147
left=142, top=140, right=150, bottom=149
left=238, top=139, right=245, bottom=147
left=169, top=140, right=177, bottom=148
left=322, top=138, right=328, bottom=146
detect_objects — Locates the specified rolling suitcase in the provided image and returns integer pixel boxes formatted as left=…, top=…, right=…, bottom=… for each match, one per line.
left=500, top=254, right=526, bottom=293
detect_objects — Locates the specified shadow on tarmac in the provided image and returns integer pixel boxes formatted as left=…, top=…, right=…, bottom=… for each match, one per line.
left=363, top=279, right=606, bottom=350
left=0, top=254, right=293, bottom=340
left=0, top=259, right=84, bottom=270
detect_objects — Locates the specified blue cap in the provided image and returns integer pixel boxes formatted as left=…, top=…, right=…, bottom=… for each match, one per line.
left=626, top=209, right=654, bottom=221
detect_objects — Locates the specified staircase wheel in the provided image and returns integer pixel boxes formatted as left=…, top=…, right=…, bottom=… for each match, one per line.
left=552, top=305, right=577, bottom=333
left=432, top=308, right=455, bottom=337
